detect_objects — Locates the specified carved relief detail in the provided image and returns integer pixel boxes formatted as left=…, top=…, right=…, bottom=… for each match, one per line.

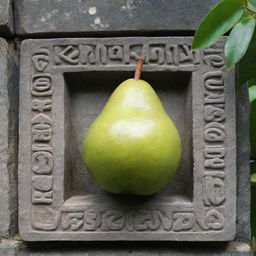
left=201, top=45, right=226, bottom=230
left=53, top=43, right=200, bottom=66
left=32, top=49, right=50, bottom=72
left=203, top=48, right=225, bottom=68
left=30, top=48, right=57, bottom=231
left=61, top=207, right=224, bottom=232
left=26, top=40, right=231, bottom=236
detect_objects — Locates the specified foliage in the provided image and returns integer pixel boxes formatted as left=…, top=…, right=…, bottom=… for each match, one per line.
left=192, top=0, right=256, bottom=250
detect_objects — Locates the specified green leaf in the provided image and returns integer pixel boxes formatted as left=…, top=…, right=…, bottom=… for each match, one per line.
left=249, top=85, right=256, bottom=103
left=225, top=17, right=256, bottom=69
left=237, top=31, right=256, bottom=87
left=192, top=0, right=244, bottom=50
left=249, top=0, right=256, bottom=11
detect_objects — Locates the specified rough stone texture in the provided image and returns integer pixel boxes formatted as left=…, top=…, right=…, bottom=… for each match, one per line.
left=236, top=84, right=251, bottom=241
left=0, top=38, right=19, bottom=238
left=0, top=0, right=14, bottom=37
left=19, top=37, right=236, bottom=241
left=1, top=242, right=252, bottom=255
left=15, top=0, right=219, bottom=36
left=0, top=240, right=19, bottom=256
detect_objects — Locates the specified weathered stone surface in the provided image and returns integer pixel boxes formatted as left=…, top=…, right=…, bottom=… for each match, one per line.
left=15, top=0, right=219, bottom=36
left=0, top=0, right=14, bottom=37
left=0, top=240, right=19, bottom=256
left=18, top=242, right=253, bottom=255
left=0, top=38, right=19, bottom=238
left=19, top=37, right=236, bottom=241
left=236, top=85, right=251, bottom=241
left=0, top=241, right=253, bottom=255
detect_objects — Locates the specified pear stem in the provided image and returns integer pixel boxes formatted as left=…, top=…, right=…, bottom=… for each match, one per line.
left=134, top=56, right=145, bottom=80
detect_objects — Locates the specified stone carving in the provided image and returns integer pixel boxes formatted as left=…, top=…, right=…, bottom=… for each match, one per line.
left=202, top=54, right=227, bottom=215
left=172, top=212, right=195, bottom=231
left=19, top=37, right=236, bottom=241
left=32, top=49, right=50, bottom=72
left=29, top=47, right=56, bottom=230
left=204, top=209, right=224, bottom=230
left=62, top=212, right=84, bottom=231
left=31, top=74, right=52, bottom=96
left=53, top=43, right=200, bottom=66
left=203, top=48, right=225, bottom=68
left=62, top=208, right=177, bottom=232
left=32, top=206, right=60, bottom=231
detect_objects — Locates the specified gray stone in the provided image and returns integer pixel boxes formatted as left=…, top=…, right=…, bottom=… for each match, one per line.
left=18, top=242, right=253, bottom=255
left=0, top=38, right=19, bottom=238
left=15, top=0, right=219, bottom=36
left=0, top=241, right=253, bottom=255
left=0, top=240, right=18, bottom=256
left=236, top=85, right=251, bottom=241
left=19, top=37, right=237, bottom=241
left=0, top=0, right=14, bottom=37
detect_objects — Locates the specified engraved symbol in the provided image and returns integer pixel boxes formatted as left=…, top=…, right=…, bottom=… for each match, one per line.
left=88, top=44, right=107, bottom=64
left=62, top=212, right=84, bottom=231
left=173, top=212, right=195, bottom=231
left=204, top=146, right=225, bottom=169
left=149, top=46, right=165, bottom=64
left=108, top=46, right=123, bottom=60
left=31, top=74, right=52, bottom=97
left=102, top=210, right=125, bottom=231
left=32, top=190, right=53, bottom=204
left=32, top=206, right=60, bottom=231
left=32, top=175, right=53, bottom=191
left=133, top=210, right=161, bottom=231
left=203, top=176, right=225, bottom=206
left=204, top=105, right=225, bottom=122
left=54, top=45, right=79, bottom=65
left=32, top=48, right=50, bottom=72
left=84, top=208, right=101, bottom=231
left=32, top=151, right=53, bottom=175
left=204, top=91, right=224, bottom=104
left=205, top=122, right=225, bottom=142
left=204, top=209, right=224, bottom=230
left=166, top=44, right=179, bottom=65
left=204, top=71, right=224, bottom=91
left=32, top=176, right=53, bottom=203
left=179, top=44, right=199, bottom=64
left=32, top=99, right=52, bottom=112
left=203, top=48, right=225, bottom=68
left=78, top=44, right=108, bottom=64
left=32, top=114, right=52, bottom=143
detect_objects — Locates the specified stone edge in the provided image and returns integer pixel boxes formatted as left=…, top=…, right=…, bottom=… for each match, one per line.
left=0, top=0, right=14, bottom=37
left=0, top=37, right=19, bottom=238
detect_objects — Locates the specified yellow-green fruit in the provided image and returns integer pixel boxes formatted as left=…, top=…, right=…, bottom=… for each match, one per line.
left=82, top=78, right=182, bottom=195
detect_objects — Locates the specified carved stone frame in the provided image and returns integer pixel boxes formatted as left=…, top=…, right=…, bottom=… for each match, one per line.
left=19, top=37, right=236, bottom=241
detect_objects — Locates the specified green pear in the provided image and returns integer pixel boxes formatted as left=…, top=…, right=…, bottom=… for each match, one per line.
left=82, top=57, right=182, bottom=195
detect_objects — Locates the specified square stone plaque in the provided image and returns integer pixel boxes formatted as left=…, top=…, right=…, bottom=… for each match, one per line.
left=19, top=37, right=236, bottom=241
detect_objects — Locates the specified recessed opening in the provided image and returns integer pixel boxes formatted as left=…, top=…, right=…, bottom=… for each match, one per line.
left=64, top=71, right=193, bottom=204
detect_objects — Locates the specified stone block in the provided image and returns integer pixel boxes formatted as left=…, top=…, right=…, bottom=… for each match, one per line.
left=18, top=242, right=253, bottom=255
left=0, top=38, right=19, bottom=238
left=0, top=240, right=18, bottom=256
left=236, top=84, right=251, bottom=241
left=15, top=0, right=219, bottom=36
left=0, top=0, right=14, bottom=37
left=19, top=37, right=237, bottom=241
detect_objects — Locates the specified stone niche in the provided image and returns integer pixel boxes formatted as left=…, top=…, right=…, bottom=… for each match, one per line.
left=19, top=37, right=236, bottom=241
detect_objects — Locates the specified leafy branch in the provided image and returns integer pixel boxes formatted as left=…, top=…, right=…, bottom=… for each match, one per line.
left=192, top=0, right=256, bottom=184
left=192, top=0, right=256, bottom=71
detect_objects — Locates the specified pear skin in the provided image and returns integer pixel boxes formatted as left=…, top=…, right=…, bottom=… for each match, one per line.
left=82, top=78, right=182, bottom=195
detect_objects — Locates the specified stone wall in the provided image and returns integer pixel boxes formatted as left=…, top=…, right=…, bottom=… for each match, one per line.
left=0, top=1, right=253, bottom=255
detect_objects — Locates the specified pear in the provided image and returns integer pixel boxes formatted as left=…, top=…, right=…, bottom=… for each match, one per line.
left=82, top=57, right=182, bottom=195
